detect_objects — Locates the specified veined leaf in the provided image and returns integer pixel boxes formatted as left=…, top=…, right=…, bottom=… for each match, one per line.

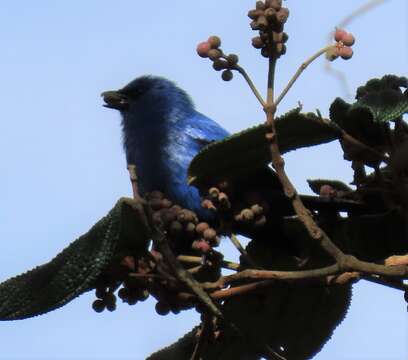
left=0, top=198, right=150, bottom=320
left=188, top=108, right=339, bottom=186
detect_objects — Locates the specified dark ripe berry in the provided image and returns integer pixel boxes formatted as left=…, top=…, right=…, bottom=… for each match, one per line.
left=252, top=36, right=264, bottom=49
left=136, top=289, right=149, bottom=302
left=241, top=209, right=255, bottom=222
left=126, top=296, right=138, bottom=306
left=208, top=49, right=222, bottom=61
left=207, top=35, right=221, bottom=48
left=171, top=306, right=181, bottom=315
left=334, top=28, right=347, bottom=42
left=261, top=47, right=270, bottom=58
left=264, top=7, right=276, bottom=20
left=95, top=287, right=107, bottom=299
left=282, top=32, right=289, bottom=43
left=118, top=287, right=130, bottom=300
left=169, top=220, right=183, bottom=235
left=197, top=41, right=211, bottom=58
left=155, top=302, right=171, bottom=316
left=276, top=8, right=289, bottom=24
left=227, top=54, right=239, bottom=66
left=248, top=9, right=261, bottom=20
left=149, top=198, right=163, bottom=210
left=257, top=15, right=268, bottom=30
left=203, top=228, right=217, bottom=241
left=161, top=199, right=172, bottom=208
left=106, top=302, right=117, bottom=312
left=256, top=1, right=266, bottom=10
left=342, top=33, right=355, bottom=47
left=404, top=291, right=408, bottom=303
left=222, top=69, right=234, bottom=81
left=339, top=46, right=353, bottom=60
left=92, top=299, right=105, bottom=313
left=212, top=59, right=229, bottom=71
left=105, top=293, right=117, bottom=307
left=250, top=20, right=260, bottom=31
left=267, top=0, right=282, bottom=10
left=196, top=222, right=210, bottom=234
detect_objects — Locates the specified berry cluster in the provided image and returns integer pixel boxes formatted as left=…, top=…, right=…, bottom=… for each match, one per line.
left=248, top=0, right=289, bottom=58
left=326, top=28, right=355, bottom=61
left=197, top=36, right=240, bottom=81
left=147, top=191, right=220, bottom=256
left=201, top=182, right=269, bottom=230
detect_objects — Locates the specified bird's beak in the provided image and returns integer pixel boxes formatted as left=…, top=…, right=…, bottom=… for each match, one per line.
left=101, top=90, right=129, bottom=110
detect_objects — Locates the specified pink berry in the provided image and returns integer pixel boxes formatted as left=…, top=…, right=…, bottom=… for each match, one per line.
left=334, top=28, right=347, bottom=42
left=339, top=46, right=354, bottom=60
left=197, top=42, right=211, bottom=58
left=342, top=33, right=355, bottom=47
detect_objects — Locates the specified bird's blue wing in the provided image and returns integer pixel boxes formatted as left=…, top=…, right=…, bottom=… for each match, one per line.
left=162, top=111, right=229, bottom=219
left=180, top=111, right=230, bottom=146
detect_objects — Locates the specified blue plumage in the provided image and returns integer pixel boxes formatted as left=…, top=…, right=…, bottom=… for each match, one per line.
left=102, top=75, right=229, bottom=218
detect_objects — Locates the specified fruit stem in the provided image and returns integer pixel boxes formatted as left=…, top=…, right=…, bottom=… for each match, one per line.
left=274, top=44, right=335, bottom=107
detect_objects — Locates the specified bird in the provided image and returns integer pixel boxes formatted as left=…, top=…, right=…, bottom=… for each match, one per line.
left=102, top=75, right=230, bottom=219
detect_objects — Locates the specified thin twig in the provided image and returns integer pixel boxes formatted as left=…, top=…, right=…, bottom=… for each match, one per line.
left=177, top=255, right=240, bottom=271
left=229, top=234, right=260, bottom=269
left=233, top=64, right=266, bottom=107
left=275, top=44, right=335, bottom=107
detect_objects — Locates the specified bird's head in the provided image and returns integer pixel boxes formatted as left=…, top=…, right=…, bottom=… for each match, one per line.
left=101, top=75, right=194, bottom=125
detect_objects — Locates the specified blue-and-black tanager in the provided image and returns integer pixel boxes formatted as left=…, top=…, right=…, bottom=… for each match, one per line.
left=102, top=75, right=231, bottom=219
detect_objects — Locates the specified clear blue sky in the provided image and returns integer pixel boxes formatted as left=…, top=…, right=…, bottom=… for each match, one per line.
left=0, top=1, right=407, bottom=359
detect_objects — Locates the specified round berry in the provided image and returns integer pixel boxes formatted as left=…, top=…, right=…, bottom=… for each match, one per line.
left=227, top=54, right=239, bottom=66
left=252, top=36, right=265, bottom=49
left=92, top=299, right=105, bottom=313
left=241, top=209, right=254, bottom=222
left=213, top=59, right=229, bottom=71
left=404, top=291, right=408, bottom=303
left=268, top=0, right=282, bottom=10
left=196, top=222, right=210, bottom=234
left=342, top=33, right=355, bottom=47
left=334, top=28, right=347, bottom=42
left=196, top=42, right=211, bottom=58
left=161, top=199, right=172, bottom=208
left=207, top=36, right=221, bottom=48
left=339, top=46, right=354, bottom=60
left=155, top=302, right=171, bottom=316
left=221, top=70, right=234, bottom=81
left=264, top=8, right=276, bottom=20
left=276, top=8, right=289, bottom=24
left=208, top=49, right=222, bottom=61
left=118, top=287, right=130, bottom=300
left=256, top=1, right=266, bottom=10
left=106, top=302, right=117, bottom=312
left=261, top=47, right=269, bottom=58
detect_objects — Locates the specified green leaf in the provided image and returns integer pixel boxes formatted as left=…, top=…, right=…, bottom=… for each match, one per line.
left=188, top=108, right=340, bottom=187
left=0, top=198, right=150, bottom=320
left=307, top=179, right=352, bottom=195
left=354, top=75, right=408, bottom=123
left=329, top=75, right=408, bottom=149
